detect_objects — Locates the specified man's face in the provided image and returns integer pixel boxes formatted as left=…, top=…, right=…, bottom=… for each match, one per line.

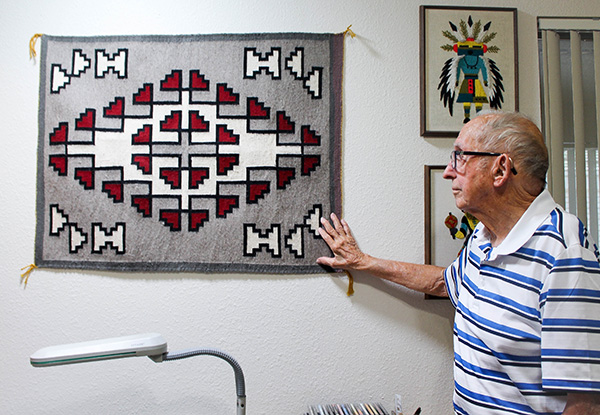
left=443, top=119, right=493, bottom=215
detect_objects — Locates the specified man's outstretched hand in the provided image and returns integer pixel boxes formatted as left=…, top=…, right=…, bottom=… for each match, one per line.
left=318, top=213, right=448, bottom=296
left=316, top=213, right=367, bottom=270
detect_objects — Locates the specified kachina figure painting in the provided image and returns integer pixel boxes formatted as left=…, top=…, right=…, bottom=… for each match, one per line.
left=438, top=15, right=504, bottom=124
left=420, top=6, right=517, bottom=137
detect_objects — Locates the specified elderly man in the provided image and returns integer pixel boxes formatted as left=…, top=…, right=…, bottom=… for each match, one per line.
left=317, top=111, right=600, bottom=414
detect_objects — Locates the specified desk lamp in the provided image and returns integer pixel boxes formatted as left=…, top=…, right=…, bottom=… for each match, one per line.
left=30, top=333, right=246, bottom=415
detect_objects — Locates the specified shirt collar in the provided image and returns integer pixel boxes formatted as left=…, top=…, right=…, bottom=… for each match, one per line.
left=474, top=189, right=557, bottom=260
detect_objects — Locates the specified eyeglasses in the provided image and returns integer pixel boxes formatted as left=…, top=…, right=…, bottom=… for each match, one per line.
left=450, top=150, right=518, bottom=175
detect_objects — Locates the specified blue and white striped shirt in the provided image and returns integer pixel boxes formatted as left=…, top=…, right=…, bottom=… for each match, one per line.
left=444, top=190, right=600, bottom=414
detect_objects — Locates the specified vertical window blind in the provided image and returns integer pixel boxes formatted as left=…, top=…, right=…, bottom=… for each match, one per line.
left=539, top=17, right=600, bottom=244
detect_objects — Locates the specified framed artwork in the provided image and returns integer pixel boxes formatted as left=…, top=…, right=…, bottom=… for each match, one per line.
left=420, top=5, right=518, bottom=137
left=424, top=165, right=467, bottom=268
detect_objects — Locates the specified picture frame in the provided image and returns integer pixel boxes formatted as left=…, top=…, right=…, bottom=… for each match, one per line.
left=420, top=5, right=518, bottom=137
left=424, top=165, right=465, bottom=269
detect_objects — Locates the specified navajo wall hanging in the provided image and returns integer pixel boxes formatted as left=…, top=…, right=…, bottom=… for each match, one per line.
left=32, top=32, right=345, bottom=274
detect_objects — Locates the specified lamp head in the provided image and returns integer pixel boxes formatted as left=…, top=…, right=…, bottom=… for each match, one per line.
left=30, top=333, right=167, bottom=367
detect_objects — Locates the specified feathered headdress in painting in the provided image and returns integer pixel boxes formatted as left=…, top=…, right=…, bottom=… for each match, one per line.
left=438, top=16, right=504, bottom=123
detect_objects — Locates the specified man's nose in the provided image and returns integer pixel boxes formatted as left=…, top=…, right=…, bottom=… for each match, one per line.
left=442, top=162, right=455, bottom=179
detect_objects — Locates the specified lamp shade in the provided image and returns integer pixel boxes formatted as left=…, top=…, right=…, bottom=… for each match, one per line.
left=30, top=333, right=168, bottom=367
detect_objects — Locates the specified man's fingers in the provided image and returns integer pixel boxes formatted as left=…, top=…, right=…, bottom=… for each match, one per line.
left=318, top=226, right=334, bottom=244
left=316, top=256, right=334, bottom=267
left=320, top=216, right=335, bottom=233
left=320, top=214, right=355, bottom=244
left=320, top=215, right=344, bottom=241
left=340, top=218, right=352, bottom=238
left=330, top=213, right=345, bottom=234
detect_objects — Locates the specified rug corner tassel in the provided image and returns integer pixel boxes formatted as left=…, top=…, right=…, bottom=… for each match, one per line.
left=29, top=33, right=43, bottom=59
left=344, top=270, right=354, bottom=296
left=343, top=25, right=356, bottom=39
left=20, top=264, right=38, bottom=286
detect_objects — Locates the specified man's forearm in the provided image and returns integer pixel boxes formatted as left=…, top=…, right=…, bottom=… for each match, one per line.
left=357, top=254, right=448, bottom=297
left=562, top=393, right=600, bottom=414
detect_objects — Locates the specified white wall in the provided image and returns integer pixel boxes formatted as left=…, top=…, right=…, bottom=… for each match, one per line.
left=1, top=1, right=598, bottom=414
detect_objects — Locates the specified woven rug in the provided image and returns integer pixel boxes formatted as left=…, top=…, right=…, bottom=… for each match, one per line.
left=34, top=33, right=343, bottom=273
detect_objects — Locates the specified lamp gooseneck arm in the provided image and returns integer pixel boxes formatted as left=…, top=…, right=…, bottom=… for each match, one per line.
left=154, top=348, right=246, bottom=415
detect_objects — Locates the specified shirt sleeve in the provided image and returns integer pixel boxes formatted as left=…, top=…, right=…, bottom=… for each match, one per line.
left=540, top=243, right=600, bottom=392
left=444, top=246, right=468, bottom=309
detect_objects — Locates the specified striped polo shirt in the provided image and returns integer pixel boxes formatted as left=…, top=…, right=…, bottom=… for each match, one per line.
left=444, top=189, right=600, bottom=414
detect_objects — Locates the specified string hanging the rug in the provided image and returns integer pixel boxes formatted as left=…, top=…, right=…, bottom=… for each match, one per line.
left=337, top=25, right=354, bottom=296
left=343, top=25, right=356, bottom=39
left=345, top=270, right=354, bottom=296
left=20, top=264, right=38, bottom=286
left=29, top=33, right=43, bottom=59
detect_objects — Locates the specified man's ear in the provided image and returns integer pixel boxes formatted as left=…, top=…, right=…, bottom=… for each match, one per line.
left=492, top=154, right=511, bottom=187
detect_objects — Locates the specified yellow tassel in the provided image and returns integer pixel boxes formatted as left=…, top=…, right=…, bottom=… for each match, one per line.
left=344, top=270, right=354, bottom=296
left=29, top=33, right=43, bottom=59
left=343, top=25, right=356, bottom=39
left=20, top=264, right=38, bottom=286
